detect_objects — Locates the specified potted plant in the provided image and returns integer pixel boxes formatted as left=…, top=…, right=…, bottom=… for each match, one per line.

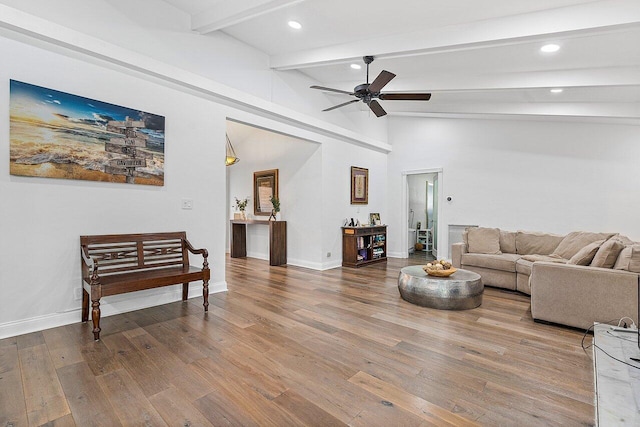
left=269, top=195, right=280, bottom=221
left=235, top=197, right=249, bottom=220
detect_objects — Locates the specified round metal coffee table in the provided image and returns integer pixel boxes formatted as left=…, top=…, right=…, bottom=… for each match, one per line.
left=398, top=266, right=483, bottom=310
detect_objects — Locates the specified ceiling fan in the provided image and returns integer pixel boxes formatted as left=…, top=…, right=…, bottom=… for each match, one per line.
left=310, top=56, right=431, bottom=117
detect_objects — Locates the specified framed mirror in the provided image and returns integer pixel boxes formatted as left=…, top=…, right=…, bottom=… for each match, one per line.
left=350, top=166, right=368, bottom=204
left=254, top=169, right=278, bottom=216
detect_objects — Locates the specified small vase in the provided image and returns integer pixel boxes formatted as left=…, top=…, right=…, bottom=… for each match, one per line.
left=240, top=210, right=247, bottom=220
left=269, top=210, right=277, bottom=221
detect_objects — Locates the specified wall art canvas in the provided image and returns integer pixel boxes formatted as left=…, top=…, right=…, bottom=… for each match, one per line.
left=9, top=80, right=165, bottom=186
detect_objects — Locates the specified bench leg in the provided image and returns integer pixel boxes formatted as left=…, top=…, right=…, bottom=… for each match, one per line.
left=81, top=289, right=89, bottom=322
left=182, top=282, right=189, bottom=301
left=91, top=299, right=102, bottom=341
left=203, top=279, right=209, bottom=311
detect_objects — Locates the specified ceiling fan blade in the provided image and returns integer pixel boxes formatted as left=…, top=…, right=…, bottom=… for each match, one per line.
left=368, top=100, right=387, bottom=117
left=310, top=85, right=354, bottom=95
left=368, top=70, right=396, bottom=93
left=379, top=93, right=431, bottom=101
left=322, top=99, right=360, bottom=112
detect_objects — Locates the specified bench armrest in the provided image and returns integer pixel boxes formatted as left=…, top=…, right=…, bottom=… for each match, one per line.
left=184, top=238, right=208, bottom=258
left=81, top=247, right=96, bottom=271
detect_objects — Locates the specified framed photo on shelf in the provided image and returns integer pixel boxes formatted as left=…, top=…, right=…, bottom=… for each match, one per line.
left=254, top=169, right=278, bottom=215
left=350, top=166, right=368, bottom=205
left=369, top=213, right=381, bottom=225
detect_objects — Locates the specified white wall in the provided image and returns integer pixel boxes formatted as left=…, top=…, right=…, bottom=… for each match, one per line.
left=226, top=122, right=323, bottom=269
left=321, top=139, right=388, bottom=269
left=0, top=35, right=229, bottom=338
left=226, top=120, right=389, bottom=270
left=387, top=116, right=640, bottom=258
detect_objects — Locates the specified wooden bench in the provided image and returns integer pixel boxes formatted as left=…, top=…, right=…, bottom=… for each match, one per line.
left=80, top=231, right=210, bottom=340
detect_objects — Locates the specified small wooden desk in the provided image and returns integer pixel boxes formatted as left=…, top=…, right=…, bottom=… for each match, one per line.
left=230, top=220, right=287, bottom=266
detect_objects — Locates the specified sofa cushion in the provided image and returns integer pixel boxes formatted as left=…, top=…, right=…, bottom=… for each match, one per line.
left=467, top=227, right=501, bottom=254
left=568, top=240, right=604, bottom=265
left=499, top=230, right=517, bottom=254
left=516, top=258, right=533, bottom=276
left=552, top=231, right=617, bottom=259
left=461, top=253, right=520, bottom=272
left=515, top=231, right=564, bottom=255
left=520, top=254, right=567, bottom=263
left=516, top=255, right=567, bottom=276
left=590, top=238, right=625, bottom=269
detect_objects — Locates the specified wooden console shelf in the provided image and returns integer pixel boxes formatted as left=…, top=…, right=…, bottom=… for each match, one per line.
left=230, top=220, right=287, bottom=266
left=342, top=225, right=387, bottom=268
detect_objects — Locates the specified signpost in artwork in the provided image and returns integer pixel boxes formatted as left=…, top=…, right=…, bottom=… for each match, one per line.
left=105, top=117, right=153, bottom=184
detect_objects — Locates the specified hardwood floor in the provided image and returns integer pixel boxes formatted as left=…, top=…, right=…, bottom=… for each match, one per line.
left=1, top=256, right=595, bottom=426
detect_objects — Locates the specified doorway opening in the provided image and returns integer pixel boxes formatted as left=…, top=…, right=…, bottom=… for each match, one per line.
left=402, top=168, right=443, bottom=260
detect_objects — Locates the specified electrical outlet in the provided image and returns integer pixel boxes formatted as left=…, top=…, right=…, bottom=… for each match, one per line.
left=74, top=287, right=83, bottom=300
left=181, top=199, right=193, bottom=210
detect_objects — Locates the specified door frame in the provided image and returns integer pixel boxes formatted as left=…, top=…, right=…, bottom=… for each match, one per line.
left=401, top=168, right=444, bottom=258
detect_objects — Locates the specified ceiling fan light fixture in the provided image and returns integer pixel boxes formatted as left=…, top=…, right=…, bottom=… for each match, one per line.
left=288, top=20, right=302, bottom=30
left=540, top=43, right=560, bottom=53
left=225, top=134, right=239, bottom=166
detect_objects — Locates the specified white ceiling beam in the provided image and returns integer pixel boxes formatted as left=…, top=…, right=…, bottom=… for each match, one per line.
left=342, top=67, right=640, bottom=92
left=192, top=0, right=306, bottom=34
left=271, top=0, right=640, bottom=70
left=0, top=3, right=390, bottom=152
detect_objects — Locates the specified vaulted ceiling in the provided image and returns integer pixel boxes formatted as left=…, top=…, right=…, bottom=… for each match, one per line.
left=166, top=0, right=640, bottom=121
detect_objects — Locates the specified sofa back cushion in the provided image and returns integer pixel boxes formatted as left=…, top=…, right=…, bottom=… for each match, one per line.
left=499, top=230, right=517, bottom=254
left=552, top=231, right=617, bottom=259
left=590, top=237, right=626, bottom=269
left=467, top=227, right=501, bottom=254
left=568, top=240, right=604, bottom=265
left=515, top=231, right=564, bottom=255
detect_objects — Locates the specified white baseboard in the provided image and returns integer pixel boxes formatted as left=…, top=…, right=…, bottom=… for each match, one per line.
left=0, top=280, right=227, bottom=340
left=287, top=257, right=342, bottom=271
left=387, top=251, right=407, bottom=258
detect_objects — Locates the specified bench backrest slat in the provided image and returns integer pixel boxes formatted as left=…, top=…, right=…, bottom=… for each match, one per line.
left=80, top=232, right=190, bottom=278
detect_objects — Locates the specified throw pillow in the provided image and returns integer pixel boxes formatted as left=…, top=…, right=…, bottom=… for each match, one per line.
left=590, top=238, right=625, bottom=269
left=552, top=231, right=617, bottom=259
left=629, top=246, right=640, bottom=273
left=614, top=246, right=633, bottom=270
left=467, top=227, right=501, bottom=254
left=567, top=240, right=604, bottom=266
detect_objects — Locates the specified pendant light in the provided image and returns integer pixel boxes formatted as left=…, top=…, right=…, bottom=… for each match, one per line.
left=225, top=133, right=239, bottom=166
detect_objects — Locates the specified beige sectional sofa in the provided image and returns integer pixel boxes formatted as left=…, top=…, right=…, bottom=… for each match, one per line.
left=451, top=227, right=639, bottom=329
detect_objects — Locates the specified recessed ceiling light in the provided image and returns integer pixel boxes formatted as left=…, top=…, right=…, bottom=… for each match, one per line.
left=550, top=88, right=564, bottom=93
left=350, top=64, right=362, bottom=70
left=288, top=20, right=302, bottom=30
left=540, top=44, right=560, bottom=53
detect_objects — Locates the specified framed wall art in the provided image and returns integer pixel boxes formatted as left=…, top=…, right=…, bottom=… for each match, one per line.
left=350, top=166, right=368, bottom=204
left=9, top=80, right=165, bottom=186
left=254, top=169, right=278, bottom=215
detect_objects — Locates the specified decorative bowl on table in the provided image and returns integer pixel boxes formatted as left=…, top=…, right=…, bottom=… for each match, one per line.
left=422, top=260, right=457, bottom=277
